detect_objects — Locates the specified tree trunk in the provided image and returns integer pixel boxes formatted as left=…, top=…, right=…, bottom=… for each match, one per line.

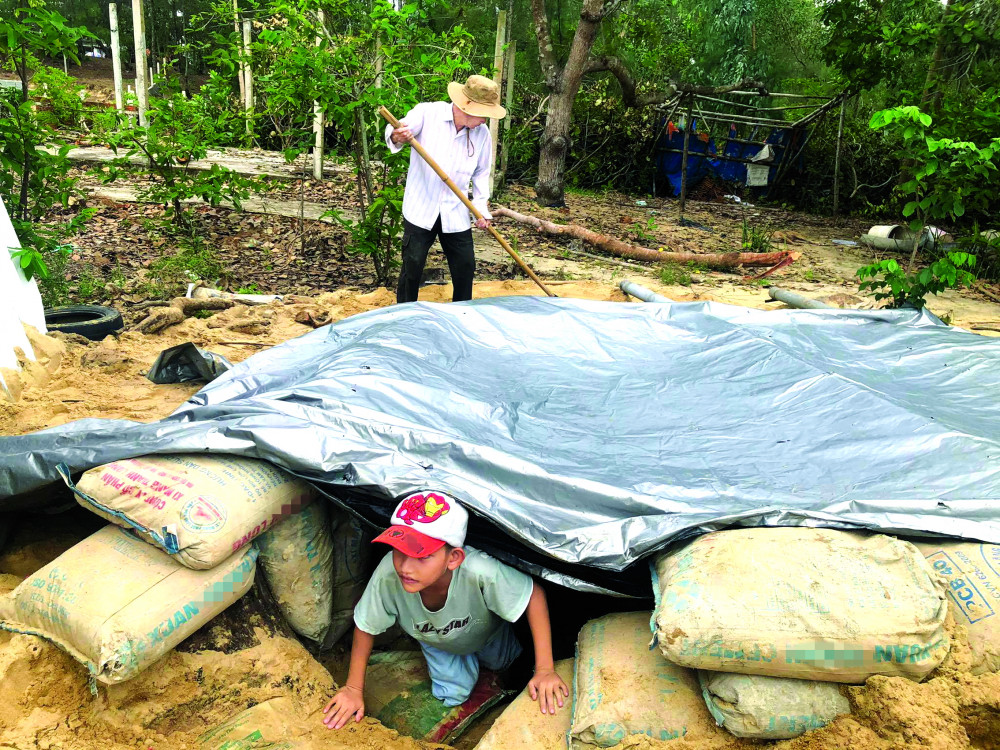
left=531, top=0, right=606, bottom=207
left=535, top=91, right=574, bottom=206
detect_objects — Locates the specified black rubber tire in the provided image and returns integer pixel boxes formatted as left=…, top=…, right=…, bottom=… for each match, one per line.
left=44, top=304, right=124, bottom=340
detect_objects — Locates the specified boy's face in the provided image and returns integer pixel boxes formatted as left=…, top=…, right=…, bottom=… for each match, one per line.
left=392, top=546, right=465, bottom=593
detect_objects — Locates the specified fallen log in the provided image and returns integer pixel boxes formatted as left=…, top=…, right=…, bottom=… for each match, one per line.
left=133, top=297, right=234, bottom=334
left=493, top=206, right=801, bottom=271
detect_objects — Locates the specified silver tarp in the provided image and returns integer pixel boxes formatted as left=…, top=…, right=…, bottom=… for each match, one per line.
left=2, top=297, right=999, bottom=594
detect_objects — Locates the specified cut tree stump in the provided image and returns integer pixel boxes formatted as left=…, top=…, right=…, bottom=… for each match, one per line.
left=493, top=206, right=801, bottom=272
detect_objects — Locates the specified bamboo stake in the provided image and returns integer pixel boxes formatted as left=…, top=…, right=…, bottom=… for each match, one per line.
left=496, top=40, right=516, bottom=190
left=489, top=10, right=507, bottom=193
left=132, top=0, right=149, bottom=127
left=243, top=19, right=253, bottom=141
left=109, top=3, right=123, bottom=112
left=312, top=9, right=325, bottom=180
left=378, top=106, right=556, bottom=297
left=833, top=99, right=846, bottom=218
left=679, top=97, right=693, bottom=219
left=233, top=0, right=245, bottom=104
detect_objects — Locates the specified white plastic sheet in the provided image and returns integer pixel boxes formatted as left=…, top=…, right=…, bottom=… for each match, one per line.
left=1, top=297, right=999, bottom=593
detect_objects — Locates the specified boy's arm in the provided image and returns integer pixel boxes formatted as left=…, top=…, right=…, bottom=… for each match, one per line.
left=322, top=627, right=375, bottom=729
left=524, top=582, right=570, bottom=714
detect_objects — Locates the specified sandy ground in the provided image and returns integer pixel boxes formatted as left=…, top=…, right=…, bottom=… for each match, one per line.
left=3, top=283, right=1000, bottom=750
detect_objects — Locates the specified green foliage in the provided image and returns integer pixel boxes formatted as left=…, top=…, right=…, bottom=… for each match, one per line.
left=32, top=64, right=85, bottom=128
left=741, top=218, right=774, bottom=253
left=0, top=2, right=90, bottom=300
left=94, top=76, right=258, bottom=225
left=857, top=252, right=977, bottom=308
left=869, top=105, right=1000, bottom=233
left=659, top=263, right=692, bottom=286
left=142, top=234, right=224, bottom=298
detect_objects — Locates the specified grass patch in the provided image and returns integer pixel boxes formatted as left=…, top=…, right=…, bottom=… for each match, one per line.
left=659, top=263, right=692, bottom=286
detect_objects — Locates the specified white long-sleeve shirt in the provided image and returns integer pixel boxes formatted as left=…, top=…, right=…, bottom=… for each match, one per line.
left=384, top=101, right=493, bottom=233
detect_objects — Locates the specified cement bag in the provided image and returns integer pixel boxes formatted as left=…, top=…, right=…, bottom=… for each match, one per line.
left=199, top=698, right=306, bottom=750
left=570, top=612, right=722, bottom=749
left=256, top=501, right=334, bottom=643
left=70, top=454, right=314, bottom=569
left=699, top=671, right=850, bottom=739
left=0, top=525, right=256, bottom=684
left=475, top=658, right=574, bottom=750
left=322, top=513, right=372, bottom=648
left=653, top=528, right=949, bottom=683
left=913, top=540, right=1000, bottom=675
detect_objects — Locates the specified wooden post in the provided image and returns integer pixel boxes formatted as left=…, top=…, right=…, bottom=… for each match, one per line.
left=243, top=19, right=253, bottom=140
left=132, top=0, right=149, bottom=127
left=312, top=9, right=325, bottom=181
left=62, top=53, right=68, bottom=74
left=832, top=98, right=846, bottom=218
left=233, top=0, right=245, bottom=104
left=488, top=10, right=507, bottom=192
left=496, top=41, right=516, bottom=191
left=109, top=3, right=123, bottom=112
left=679, top=97, right=693, bottom=219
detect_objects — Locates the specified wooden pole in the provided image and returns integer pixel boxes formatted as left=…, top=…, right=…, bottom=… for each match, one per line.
left=679, top=97, right=693, bottom=218
left=379, top=106, right=556, bottom=297
left=832, top=98, right=846, bottom=218
left=496, top=40, right=516, bottom=190
left=132, top=0, right=149, bottom=127
left=109, top=3, right=123, bottom=112
left=312, top=9, right=325, bottom=181
left=242, top=19, right=253, bottom=140
left=488, top=10, right=507, bottom=193
left=233, top=0, right=245, bottom=104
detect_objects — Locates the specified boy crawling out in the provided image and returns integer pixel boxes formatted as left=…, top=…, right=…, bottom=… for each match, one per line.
left=323, top=491, right=569, bottom=729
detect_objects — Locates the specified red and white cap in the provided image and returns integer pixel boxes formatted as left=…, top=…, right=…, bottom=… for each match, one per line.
left=373, top=491, right=468, bottom=558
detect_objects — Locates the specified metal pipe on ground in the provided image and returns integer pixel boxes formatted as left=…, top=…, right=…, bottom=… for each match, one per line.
left=620, top=280, right=670, bottom=303
left=767, top=288, right=833, bottom=310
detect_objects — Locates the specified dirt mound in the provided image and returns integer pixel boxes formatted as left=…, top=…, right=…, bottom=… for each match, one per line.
left=0, top=281, right=626, bottom=437
left=0, top=623, right=436, bottom=750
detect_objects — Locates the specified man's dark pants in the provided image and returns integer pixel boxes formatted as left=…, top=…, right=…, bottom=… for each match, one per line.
left=396, top=217, right=475, bottom=303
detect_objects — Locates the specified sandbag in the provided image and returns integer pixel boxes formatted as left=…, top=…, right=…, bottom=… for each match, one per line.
left=323, top=513, right=372, bottom=648
left=474, top=658, right=574, bottom=750
left=0, top=524, right=256, bottom=683
left=699, top=671, right=850, bottom=739
left=652, top=528, right=949, bottom=683
left=256, top=501, right=334, bottom=643
left=913, top=540, right=1000, bottom=675
left=570, top=612, right=722, bottom=749
left=69, top=454, right=314, bottom=569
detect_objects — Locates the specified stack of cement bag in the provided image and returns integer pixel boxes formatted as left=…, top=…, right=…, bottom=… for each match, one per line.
left=477, top=527, right=972, bottom=749
left=0, top=454, right=368, bottom=685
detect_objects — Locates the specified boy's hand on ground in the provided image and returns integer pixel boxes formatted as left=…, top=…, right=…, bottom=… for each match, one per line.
left=528, top=669, right=569, bottom=715
left=322, top=685, right=365, bottom=729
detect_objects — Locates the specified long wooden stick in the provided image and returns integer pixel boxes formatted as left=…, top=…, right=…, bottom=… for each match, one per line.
left=378, top=106, right=556, bottom=297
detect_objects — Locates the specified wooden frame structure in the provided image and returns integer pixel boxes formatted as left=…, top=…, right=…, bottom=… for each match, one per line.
left=654, top=89, right=845, bottom=217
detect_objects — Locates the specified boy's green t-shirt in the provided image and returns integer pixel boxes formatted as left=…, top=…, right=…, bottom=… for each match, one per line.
left=354, top=546, right=534, bottom=655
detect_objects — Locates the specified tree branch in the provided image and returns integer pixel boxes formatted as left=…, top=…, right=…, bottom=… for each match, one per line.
left=529, top=0, right=561, bottom=91
left=582, top=58, right=766, bottom=108
left=584, top=55, right=677, bottom=106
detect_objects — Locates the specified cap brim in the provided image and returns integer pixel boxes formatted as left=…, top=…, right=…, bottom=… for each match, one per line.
left=373, top=526, right=446, bottom=558
left=448, top=81, right=507, bottom=119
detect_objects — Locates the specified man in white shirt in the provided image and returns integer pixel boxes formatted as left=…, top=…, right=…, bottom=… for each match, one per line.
left=385, top=75, right=507, bottom=303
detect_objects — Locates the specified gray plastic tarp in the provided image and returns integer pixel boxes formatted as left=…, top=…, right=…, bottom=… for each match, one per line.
left=2, top=297, right=999, bottom=593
